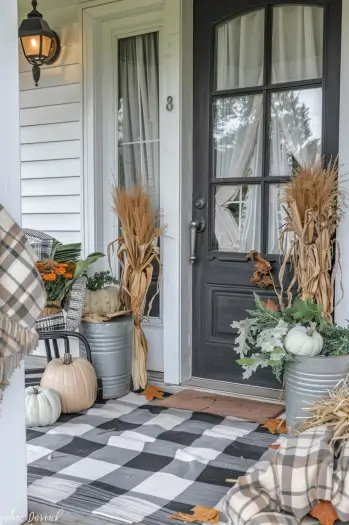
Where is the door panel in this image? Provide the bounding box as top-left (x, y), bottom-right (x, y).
top-left (192, 0), bottom-right (341, 388)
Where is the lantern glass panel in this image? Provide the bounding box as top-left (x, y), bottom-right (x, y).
top-left (21, 35), bottom-right (42, 58)
top-left (42, 35), bottom-right (52, 58)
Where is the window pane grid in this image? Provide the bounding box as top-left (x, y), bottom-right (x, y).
top-left (212, 78), bottom-right (322, 97)
top-left (120, 139), bottom-right (160, 146)
top-left (210, 4), bottom-right (324, 256)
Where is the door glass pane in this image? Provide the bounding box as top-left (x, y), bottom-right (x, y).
top-left (214, 95), bottom-right (263, 179)
top-left (215, 9), bottom-right (264, 90)
top-left (118, 32), bottom-right (159, 209)
top-left (118, 32), bottom-right (160, 317)
top-left (269, 88), bottom-right (322, 177)
top-left (118, 142), bottom-right (160, 200)
top-left (213, 185), bottom-right (261, 252)
top-left (268, 184), bottom-right (285, 254)
top-left (272, 5), bottom-right (323, 83)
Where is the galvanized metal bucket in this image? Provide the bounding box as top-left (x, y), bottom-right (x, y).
top-left (284, 355), bottom-right (349, 430)
top-left (80, 316), bottom-right (133, 400)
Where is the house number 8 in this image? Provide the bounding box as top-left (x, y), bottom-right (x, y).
top-left (166, 96), bottom-right (174, 111)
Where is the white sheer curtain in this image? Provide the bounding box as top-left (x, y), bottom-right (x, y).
top-left (214, 5), bottom-right (323, 254)
top-left (215, 10), bottom-right (264, 252)
top-left (214, 101), bottom-right (263, 251)
top-left (268, 6), bottom-right (323, 253)
top-left (268, 88), bottom-right (322, 253)
top-left (118, 32), bottom-right (159, 208)
top-left (216, 10), bottom-right (264, 90)
top-left (272, 5), bottom-right (323, 83)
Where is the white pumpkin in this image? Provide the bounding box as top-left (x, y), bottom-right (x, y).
top-left (284, 324), bottom-right (323, 357)
top-left (83, 286), bottom-right (120, 315)
top-left (40, 353), bottom-right (97, 413)
top-left (25, 386), bottom-right (61, 427)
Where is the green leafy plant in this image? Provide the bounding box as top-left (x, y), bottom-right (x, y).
top-left (234, 294), bottom-right (327, 381)
top-left (87, 271), bottom-right (119, 292)
top-left (73, 253), bottom-right (104, 284)
top-left (51, 242), bottom-right (82, 262)
top-left (321, 323), bottom-right (349, 356)
top-left (286, 298), bottom-right (324, 329)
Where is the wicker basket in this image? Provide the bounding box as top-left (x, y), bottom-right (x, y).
top-left (40, 300), bottom-right (62, 318)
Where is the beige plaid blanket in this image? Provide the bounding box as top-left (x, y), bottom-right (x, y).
top-left (223, 426), bottom-right (349, 525)
top-left (0, 205), bottom-right (46, 399)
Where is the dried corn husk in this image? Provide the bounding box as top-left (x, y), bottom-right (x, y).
top-left (300, 376), bottom-right (349, 442)
top-left (39, 300), bottom-right (62, 318)
top-left (83, 310), bottom-right (132, 323)
top-left (109, 186), bottom-right (164, 390)
top-left (278, 159), bottom-right (343, 320)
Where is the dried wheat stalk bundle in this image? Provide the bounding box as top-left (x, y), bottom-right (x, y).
top-left (278, 159), bottom-right (342, 320)
top-left (109, 186), bottom-right (164, 390)
top-left (300, 376), bottom-right (349, 442)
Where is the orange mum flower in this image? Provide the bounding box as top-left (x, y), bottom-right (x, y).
top-left (43, 273), bottom-right (57, 281)
top-left (54, 267), bottom-right (66, 275)
top-left (59, 263), bottom-right (69, 268)
top-left (64, 273), bottom-right (73, 279)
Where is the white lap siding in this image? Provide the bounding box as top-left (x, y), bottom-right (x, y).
top-left (19, 3), bottom-right (81, 244)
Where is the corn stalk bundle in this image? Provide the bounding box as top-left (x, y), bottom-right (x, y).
top-left (109, 186), bottom-right (164, 390)
top-left (300, 376), bottom-right (349, 443)
top-left (278, 159), bottom-right (342, 321)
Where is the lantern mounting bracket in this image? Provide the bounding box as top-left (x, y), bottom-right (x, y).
top-left (45, 31), bottom-right (61, 66)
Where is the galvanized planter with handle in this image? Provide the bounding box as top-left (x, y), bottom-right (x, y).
top-left (80, 315), bottom-right (133, 400)
top-left (284, 355), bottom-right (349, 430)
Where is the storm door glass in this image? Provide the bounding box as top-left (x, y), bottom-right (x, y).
top-left (118, 32), bottom-right (160, 209)
top-left (118, 32), bottom-right (160, 316)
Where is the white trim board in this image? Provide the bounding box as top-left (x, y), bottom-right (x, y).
top-left (336, 0), bottom-right (349, 326)
top-left (81, 0), bottom-right (193, 381)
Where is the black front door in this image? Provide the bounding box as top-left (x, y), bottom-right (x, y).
top-left (192, 0), bottom-right (341, 388)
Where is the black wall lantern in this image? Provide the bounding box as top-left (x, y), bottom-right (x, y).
top-left (18, 0), bottom-right (61, 87)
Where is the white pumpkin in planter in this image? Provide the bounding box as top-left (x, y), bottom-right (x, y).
top-left (25, 386), bottom-right (61, 427)
top-left (41, 353), bottom-right (97, 413)
top-left (83, 286), bottom-right (120, 316)
top-left (284, 324), bottom-right (323, 357)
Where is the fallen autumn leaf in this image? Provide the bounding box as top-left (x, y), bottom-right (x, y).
top-left (143, 384), bottom-right (164, 401)
top-left (169, 506), bottom-right (220, 524)
top-left (309, 501), bottom-right (339, 525)
top-left (263, 299), bottom-right (279, 311)
top-left (263, 418), bottom-right (287, 435)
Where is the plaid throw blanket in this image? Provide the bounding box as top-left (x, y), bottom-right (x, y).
top-left (224, 426), bottom-right (349, 525)
top-left (0, 205), bottom-right (46, 398)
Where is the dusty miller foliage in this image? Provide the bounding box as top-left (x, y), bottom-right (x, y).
top-left (233, 294), bottom-right (324, 382)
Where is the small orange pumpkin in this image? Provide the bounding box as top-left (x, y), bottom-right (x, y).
top-left (41, 353), bottom-right (97, 413)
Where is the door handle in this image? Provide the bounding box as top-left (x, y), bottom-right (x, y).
top-left (190, 218), bottom-right (205, 264)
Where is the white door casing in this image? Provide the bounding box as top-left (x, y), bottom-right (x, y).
top-left (0, 1), bottom-right (28, 522)
top-left (81, 0), bottom-right (193, 382)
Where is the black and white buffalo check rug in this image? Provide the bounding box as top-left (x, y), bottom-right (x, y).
top-left (26, 392), bottom-right (278, 524)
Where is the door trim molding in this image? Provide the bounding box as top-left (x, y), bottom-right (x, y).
top-left (161, 0), bottom-right (193, 384)
top-left (81, 0), bottom-right (194, 383)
